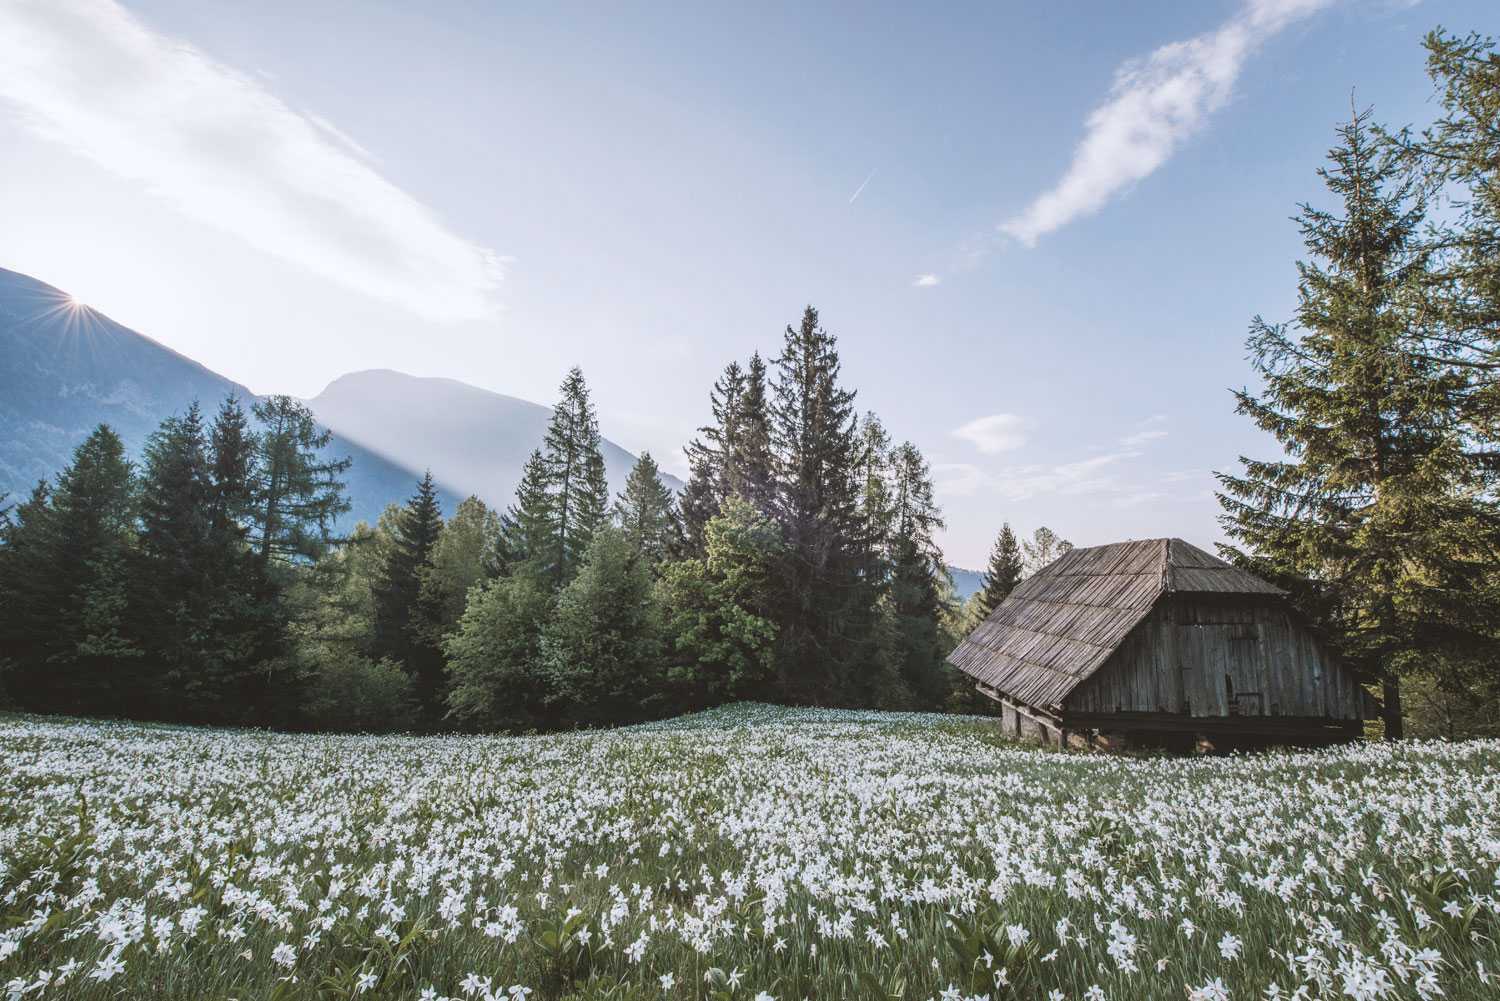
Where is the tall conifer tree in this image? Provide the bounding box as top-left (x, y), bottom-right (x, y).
top-left (542, 367), bottom-right (609, 587)
top-left (249, 396), bottom-right (351, 568)
top-left (614, 451), bottom-right (680, 571)
top-left (373, 472), bottom-right (446, 722)
top-left (1217, 107), bottom-right (1491, 739)
top-left (769, 305), bottom-right (873, 704)
top-left (974, 523), bottom-right (1024, 620)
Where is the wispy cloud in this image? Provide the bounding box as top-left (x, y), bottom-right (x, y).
top-left (934, 450), bottom-right (1141, 501)
top-left (0, 0), bottom-right (502, 321)
top-left (848, 168), bottom-right (876, 204)
top-left (938, 413), bottom-right (1174, 501)
top-left (1000, 0), bottom-right (1337, 246)
top-left (913, 273), bottom-right (941, 288)
top-left (951, 413), bottom-right (1031, 454)
top-left (1120, 429), bottom-right (1169, 447)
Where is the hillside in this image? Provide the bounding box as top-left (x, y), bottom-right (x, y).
top-left (307, 369), bottom-right (679, 512)
top-left (0, 267), bottom-right (671, 526)
top-left (2, 705), bottom-right (1495, 999)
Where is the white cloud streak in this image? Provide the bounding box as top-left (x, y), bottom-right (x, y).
top-left (913, 273), bottom-right (941, 288)
top-left (1000, 0), bottom-right (1336, 246)
top-left (951, 413), bottom-right (1031, 454)
top-left (0, 0), bottom-right (502, 321)
top-left (848, 168), bottom-right (876, 204)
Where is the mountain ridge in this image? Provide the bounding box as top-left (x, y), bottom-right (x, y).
top-left (0, 267), bottom-right (671, 528)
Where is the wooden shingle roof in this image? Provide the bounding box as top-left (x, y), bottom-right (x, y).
top-left (947, 538), bottom-right (1283, 711)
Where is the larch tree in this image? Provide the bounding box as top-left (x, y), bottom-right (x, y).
top-left (1022, 526), bottom-right (1072, 576)
top-left (249, 395), bottom-right (351, 569)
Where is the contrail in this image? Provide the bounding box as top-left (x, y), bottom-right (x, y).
top-left (848, 168), bottom-right (876, 204)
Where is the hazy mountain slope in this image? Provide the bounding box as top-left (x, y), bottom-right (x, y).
top-left (0, 267), bottom-right (449, 526)
top-left (306, 369), bottom-right (681, 510)
top-left (947, 566), bottom-right (984, 603)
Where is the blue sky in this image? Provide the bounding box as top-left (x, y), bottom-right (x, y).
top-left (1, 0), bottom-right (1494, 566)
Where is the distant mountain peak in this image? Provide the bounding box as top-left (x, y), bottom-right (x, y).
top-left (0, 267), bottom-right (674, 528)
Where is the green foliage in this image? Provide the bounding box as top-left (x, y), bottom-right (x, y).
top-left (1021, 526), bottom-right (1071, 576)
top-left (372, 472), bottom-right (447, 724)
top-left (420, 494), bottom-right (503, 637)
top-left (658, 497), bottom-right (782, 704)
top-left (298, 649), bottom-right (417, 733)
top-left (542, 527), bottom-right (664, 726)
top-left (542, 367), bottom-right (611, 588)
top-left (249, 394), bottom-right (351, 568)
top-left (444, 573), bottom-right (554, 731)
top-left (1, 425), bottom-right (141, 715)
top-left (613, 451), bottom-right (680, 571)
top-left (974, 522), bottom-right (1024, 621)
top-left (1217, 106), bottom-right (1500, 739)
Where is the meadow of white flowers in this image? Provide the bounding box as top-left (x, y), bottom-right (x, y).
top-left (1, 704), bottom-right (1497, 1001)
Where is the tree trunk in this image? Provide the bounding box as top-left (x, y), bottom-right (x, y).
top-left (1382, 672), bottom-right (1404, 741)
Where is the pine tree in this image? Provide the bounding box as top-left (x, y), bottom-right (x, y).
top-left (542, 367), bottom-right (609, 587)
top-left (769, 305), bottom-right (875, 704)
top-left (856, 412), bottom-right (895, 591)
top-left (373, 472), bottom-right (446, 723)
top-left (1216, 107), bottom-right (1492, 740)
top-left (249, 395), bottom-right (351, 568)
top-left (974, 523), bottom-right (1024, 620)
top-left (614, 451), bottom-right (680, 571)
top-left (0, 481), bottom-right (54, 704)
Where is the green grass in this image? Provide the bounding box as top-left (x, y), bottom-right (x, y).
top-left (1, 705), bottom-right (1497, 1000)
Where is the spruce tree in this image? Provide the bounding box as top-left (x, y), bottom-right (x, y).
top-left (614, 451), bottom-right (680, 571)
top-left (542, 367), bottom-right (610, 587)
top-left (15, 426), bottom-right (141, 714)
top-left (1217, 107), bottom-right (1490, 740)
top-left (680, 361), bottom-right (746, 554)
top-left (769, 305), bottom-right (874, 704)
top-left (204, 394), bottom-right (283, 723)
top-left (884, 441), bottom-right (949, 708)
top-left (0, 481), bottom-right (54, 704)
top-left (502, 449), bottom-right (556, 579)
top-left (135, 404), bottom-right (214, 717)
top-left (974, 523), bottom-right (1024, 620)
top-left (373, 472), bottom-right (446, 722)
top-left (734, 352), bottom-right (776, 514)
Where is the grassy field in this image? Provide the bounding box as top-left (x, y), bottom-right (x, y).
top-left (1, 705), bottom-right (1497, 1001)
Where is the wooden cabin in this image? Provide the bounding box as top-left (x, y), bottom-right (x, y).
top-left (948, 538), bottom-right (1366, 750)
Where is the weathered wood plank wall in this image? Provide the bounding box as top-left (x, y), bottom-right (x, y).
top-left (1062, 596), bottom-right (1359, 720)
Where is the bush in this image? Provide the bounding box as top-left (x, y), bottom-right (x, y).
top-left (300, 649), bottom-right (417, 733)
